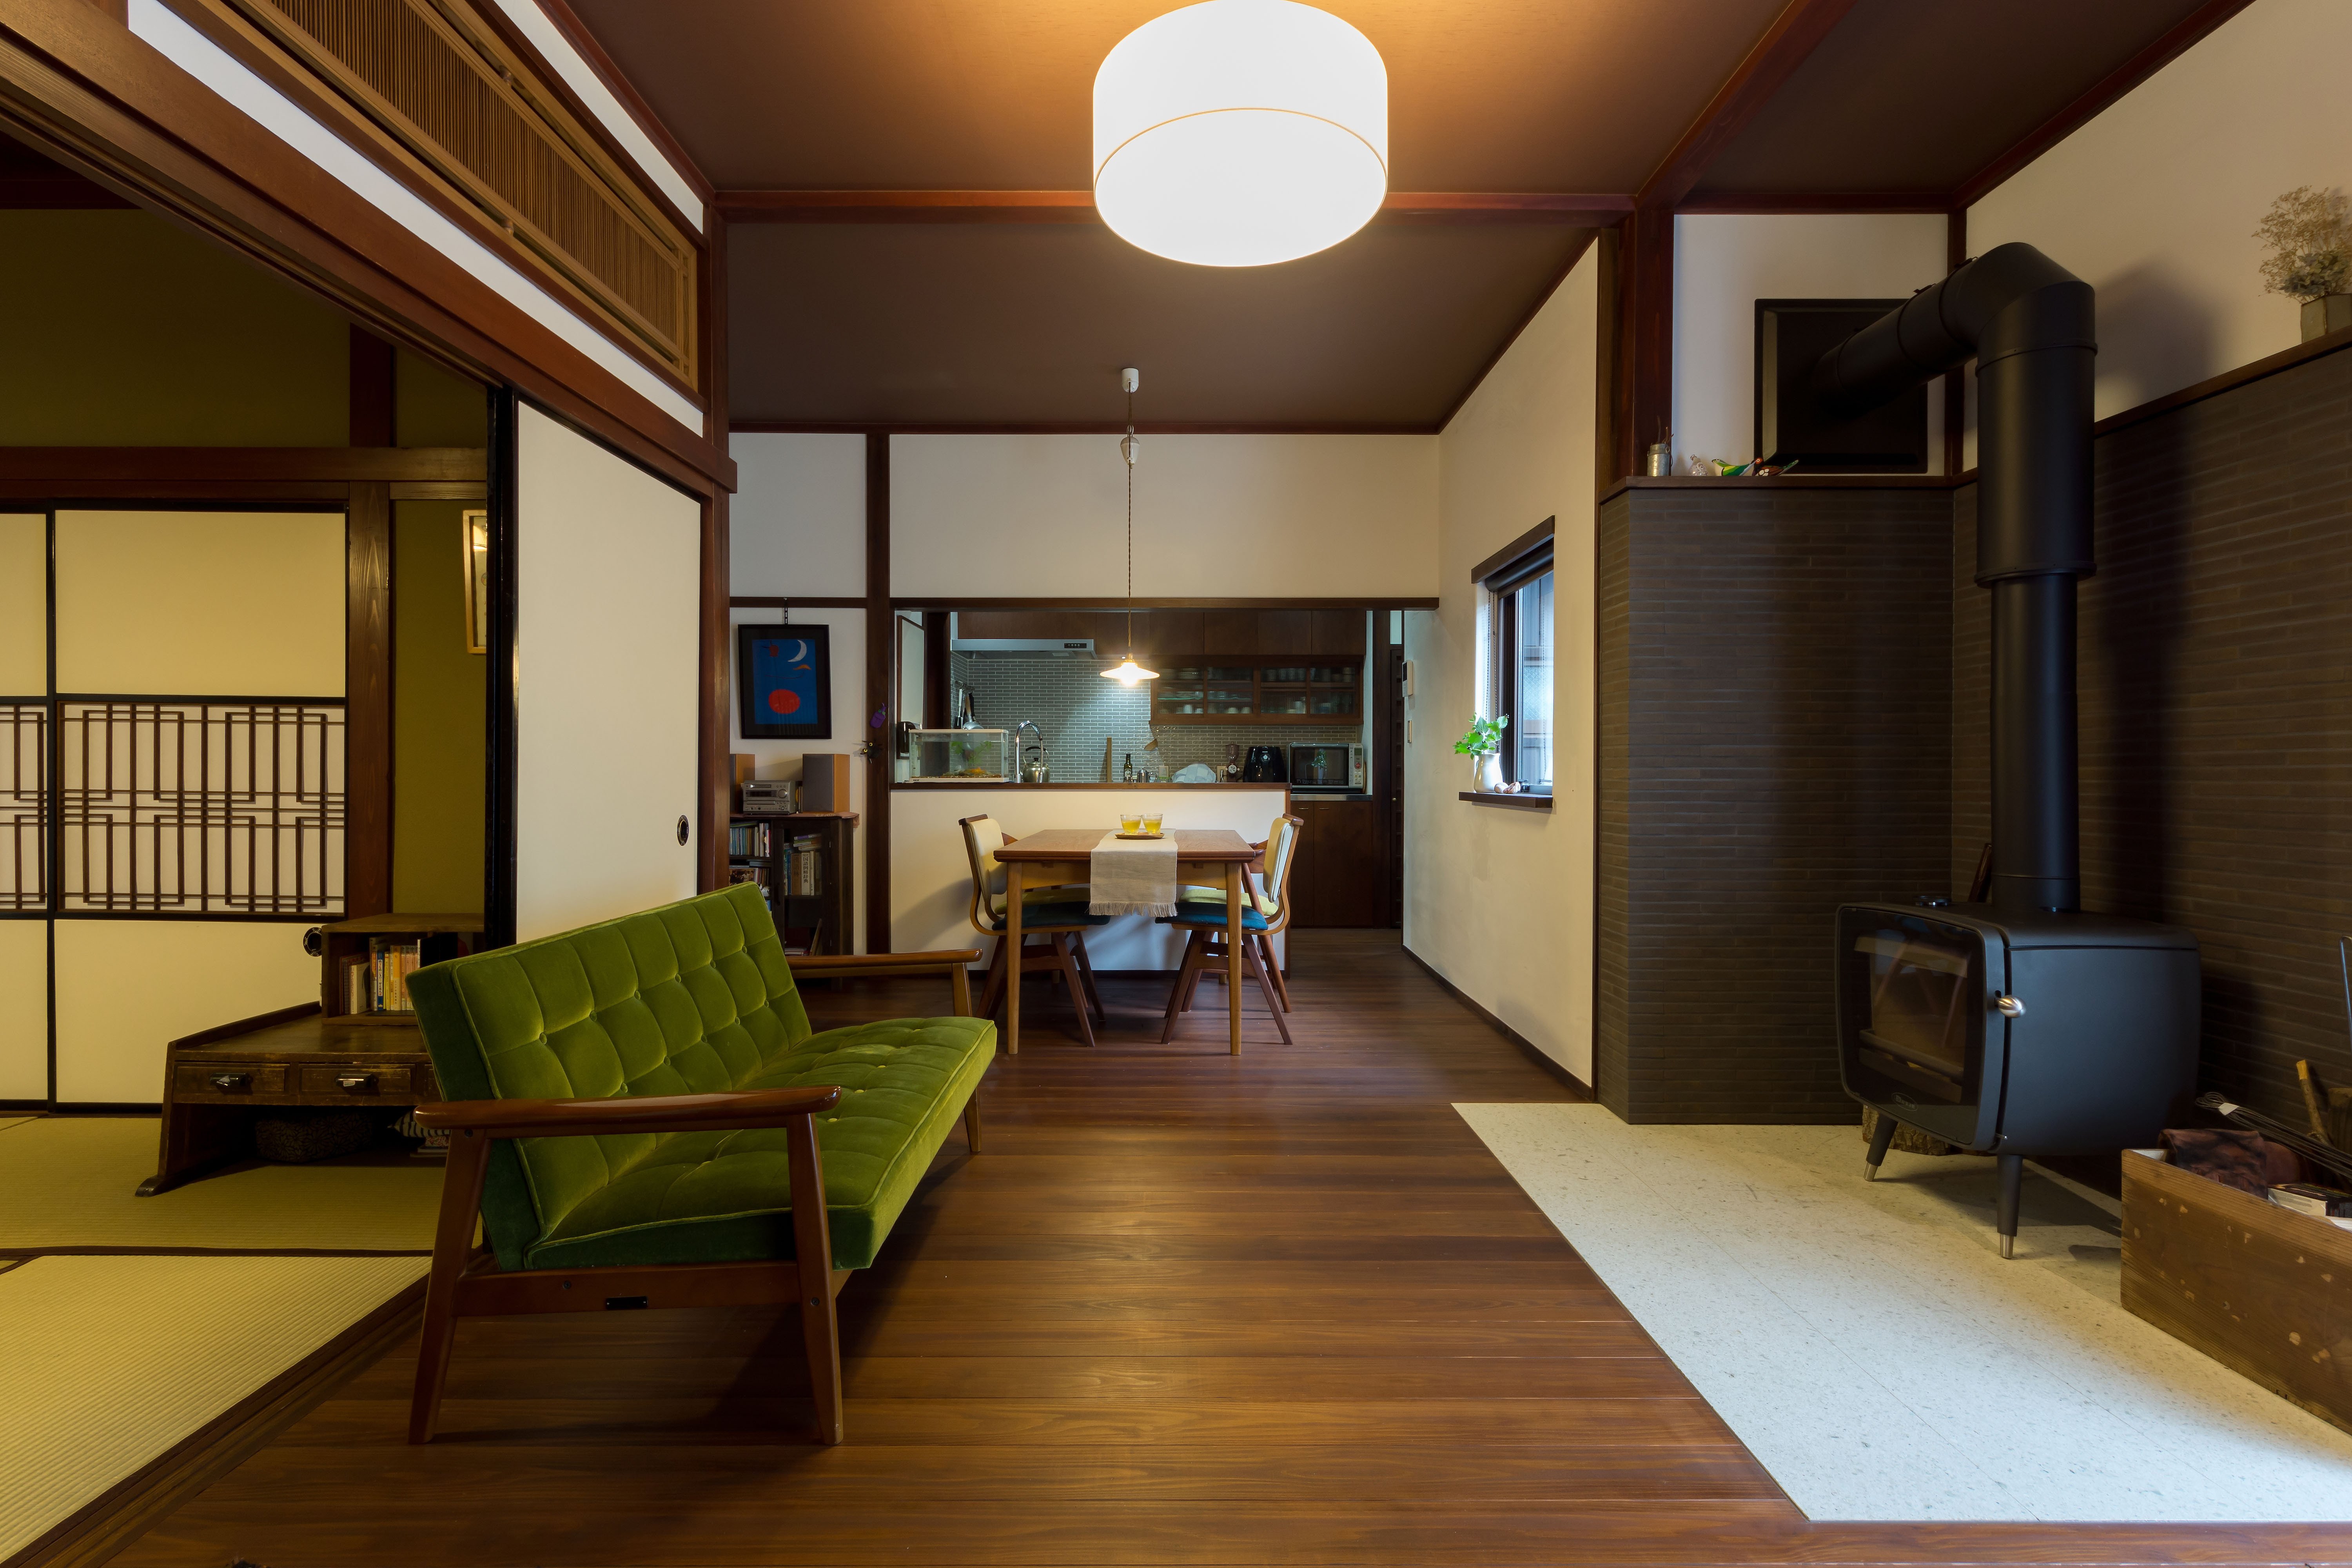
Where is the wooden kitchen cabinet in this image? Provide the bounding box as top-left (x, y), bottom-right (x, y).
top-left (1202, 609), bottom-right (1259, 655)
top-left (1312, 609), bottom-right (1366, 656)
top-left (1147, 610), bottom-right (1203, 657)
top-left (1287, 796), bottom-right (1386, 927)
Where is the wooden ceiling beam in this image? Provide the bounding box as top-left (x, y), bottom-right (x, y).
top-left (1634, 0), bottom-right (1865, 212)
top-left (716, 190), bottom-right (1633, 225)
top-left (1952, 0), bottom-right (2258, 210)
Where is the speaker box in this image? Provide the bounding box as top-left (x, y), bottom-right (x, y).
top-left (800, 754), bottom-right (853, 812)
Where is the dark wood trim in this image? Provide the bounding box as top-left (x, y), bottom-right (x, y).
top-left (1470, 515), bottom-right (1557, 588)
top-left (695, 211), bottom-right (729, 894)
top-left (0, 448), bottom-right (485, 481)
top-left (922, 611), bottom-right (949, 730)
top-left (1458, 791), bottom-right (1553, 812)
top-left (1402, 942), bottom-right (1593, 1099)
top-left (1591, 224), bottom-right (1619, 499)
top-left (0, 168), bottom-right (128, 205)
top-left (348, 327), bottom-right (394, 446)
top-left (1634, 0), bottom-right (1864, 211)
top-left (343, 481), bottom-right (392, 920)
top-left (387, 480), bottom-right (485, 501)
top-left (716, 189), bottom-right (1635, 225)
top-left (1434, 231), bottom-right (1599, 431)
top-left (1675, 190), bottom-right (1952, 213)
top-left (893, 781), bottom-right (1290, 792)
top-left (730, 420), bottom-right (1442, 436)
top-left (729, 595), bottom-right (868, 610)
top-left (2092, 321), bottom-right (2352, 440)
top-left (4, 1277), bottom-right (425, 1568)
top-left (1611, 203), bottom-right (1674, 482)
top-left (864, 433), bottom-right (891, 955)
top-left (1953, 0), bottom-right (2259, 208)
top-left (1942, 208), bottom-right (1967, 477)
top-left (482, 387), bottom-right (519, 950)
top-left (1371, 614), bottom-right (1400, 928)
top-left (891, 596), bottom-right (1442, 612)
top-left (0, 481), bottom-right (359, 503)
top-left (0, 3), bottom-right (732, 497)
top-left (1597, 473), bottom-right (1962, 505)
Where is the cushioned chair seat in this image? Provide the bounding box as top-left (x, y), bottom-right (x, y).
top-left (525, 1014), bottom-right (994, 1271)
top-left (1163, 899), bottom-right (1272, 931)
top-left (982, 901), bottom-right (1108, 931)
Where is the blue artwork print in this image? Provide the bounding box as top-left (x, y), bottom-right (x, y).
top-left (737, 623), bottom-right (831, 739)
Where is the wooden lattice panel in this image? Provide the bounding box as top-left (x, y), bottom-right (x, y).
top-left (207, 0), bottom-right (697, 388)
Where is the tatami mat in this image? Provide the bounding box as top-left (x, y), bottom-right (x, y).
top-left (0, 1253), bottom-right (426, 1560)
top-left (0, 1116), bottom-right (441, 1253)
top-left (1460, 1104), bottom-right (2352, 1523)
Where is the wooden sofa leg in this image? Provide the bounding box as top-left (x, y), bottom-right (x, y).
top-left (785, 1111), bottom-right (844, 1446)
top-left (409, 1129), bottom-right (491, 1444)
top-left (963, 1092), bottom-right (983, 1154)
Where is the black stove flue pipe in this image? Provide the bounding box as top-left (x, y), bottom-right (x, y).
top-left (1812, 243), bottom-right (2096, 912)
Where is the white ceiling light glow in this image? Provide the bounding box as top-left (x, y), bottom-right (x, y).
top-left (1093, 0), bottom-right (1387, 268)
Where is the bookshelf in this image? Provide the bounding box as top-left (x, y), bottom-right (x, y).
top-left (728, 812), bottom-right (857, 956)
top-left (318, 913), bottom-right (485, 1024)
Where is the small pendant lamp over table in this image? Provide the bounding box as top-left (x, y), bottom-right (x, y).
top-left (1103, 367), bottom-right (1158, 688)
top-left (1094, 0), bottom-right (1388, 268)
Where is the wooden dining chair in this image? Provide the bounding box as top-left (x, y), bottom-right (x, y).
top-left (960, 814), bottom-right (1109, 1049)
top-left (1157, 813), bottom-right (1303, 1045)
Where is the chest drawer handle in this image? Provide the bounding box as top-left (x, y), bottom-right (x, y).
top-left (210, 1073), bottom-right (249, 1091)
top-left (336, 1074), bottom-right (377, 1092)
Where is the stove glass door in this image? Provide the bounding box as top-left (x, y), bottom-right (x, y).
top-left (1840, 912), bottom-right (1987, 1115)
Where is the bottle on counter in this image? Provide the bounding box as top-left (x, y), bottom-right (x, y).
top-left (1122, 752), bottom-right (1134, 783)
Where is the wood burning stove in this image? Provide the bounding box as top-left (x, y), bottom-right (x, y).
top-left (1818, 245), bottom-right (2203, 1256)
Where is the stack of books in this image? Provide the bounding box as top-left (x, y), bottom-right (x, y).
top-left (348, 937), bottom-right (423, 1014)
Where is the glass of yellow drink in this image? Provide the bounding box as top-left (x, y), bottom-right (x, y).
top-left (1141, 812), bottom-right (1163, 835)
top-left (1120, 811), bottom-right (1143, 834)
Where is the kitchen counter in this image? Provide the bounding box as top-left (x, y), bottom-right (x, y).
top-left (895, 779), bottom-right (1281, 789)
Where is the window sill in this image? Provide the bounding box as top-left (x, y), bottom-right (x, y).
top-left (1459, 791), bottom-right (1552, 812)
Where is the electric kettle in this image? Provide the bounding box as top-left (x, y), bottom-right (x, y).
top-left (1241, 745), bottom-right (1286, 782)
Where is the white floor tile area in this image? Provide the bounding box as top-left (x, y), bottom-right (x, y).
top-left (1456, 1104), bottom-right (2352, 1522)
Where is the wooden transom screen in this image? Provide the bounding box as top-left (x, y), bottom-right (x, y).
top-left (197, 0), bottom-right (699, 388)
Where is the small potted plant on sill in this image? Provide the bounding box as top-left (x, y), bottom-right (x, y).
top-left (1454, 714), bottom-right (1507, 792)
top-left (2255, 185), bottom-right (2352, 341)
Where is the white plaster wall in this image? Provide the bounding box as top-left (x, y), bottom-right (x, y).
top-left (890, 785), bottom-right (1290, 973)
top-left (52, 920), bottom-right (316, 1104)
top-left (1673, 214), bottom-right (1950, 472)
top-left (1406, 250), bottom-right (1601, 1084)
top-left (515, 405), bottom-right (702, 940)
top-left (891, 435), bottom-right (1438, 599)
top-left (1967, 0), bottom-right (2352, 427)
top-left (730, 433), bottom-right (866, 597)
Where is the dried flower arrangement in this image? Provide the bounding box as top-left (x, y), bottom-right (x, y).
top-left (2254, 185), bottom-right (2352, 302)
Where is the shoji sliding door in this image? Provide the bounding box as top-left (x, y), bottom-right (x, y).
top-left (45, 510), bottom-right (343, 1104)
top-left (511, 405), bottom-right (701, 940)
top-left (0, 514), bottom-right (46, 1101)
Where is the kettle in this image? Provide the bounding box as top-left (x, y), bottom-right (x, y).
top-left (1241, 745), bottom-right (1286, 782)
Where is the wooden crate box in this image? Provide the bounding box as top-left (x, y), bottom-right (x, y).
top-left (2121, 1149), bottom-right (2352, 1436)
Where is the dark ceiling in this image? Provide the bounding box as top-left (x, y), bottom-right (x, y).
top-left (558, 0), bottom-right (2233, 428)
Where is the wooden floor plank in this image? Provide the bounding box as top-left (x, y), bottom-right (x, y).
top-left (95, 934), bottom-right (2344, 1568)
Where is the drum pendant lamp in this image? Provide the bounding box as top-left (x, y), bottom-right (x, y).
top-left (1093, 0), bottom-right (1387, 268)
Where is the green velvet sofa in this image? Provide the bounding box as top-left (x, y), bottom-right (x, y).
top-left (404, 882), bottom-right (991, 1445)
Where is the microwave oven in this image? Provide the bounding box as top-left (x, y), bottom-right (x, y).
top-left (1289, 743), bottom-right (1364, 790)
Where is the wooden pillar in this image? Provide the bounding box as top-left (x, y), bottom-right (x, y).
top-left (1611, 205), bottom-right (1674, 482)
top-left (345, 479), bottom-right (393, 918)
top-left (697, 216), bottom-right (731, 892)
top-left (864, 434), bottom-right (891, 955)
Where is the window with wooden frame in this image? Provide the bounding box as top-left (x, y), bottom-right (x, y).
top-left (1475, 518), bottom-right (1555, 795)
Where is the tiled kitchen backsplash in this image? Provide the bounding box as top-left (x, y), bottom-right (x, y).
top-left (947, 654), bottom-right (1363, 783)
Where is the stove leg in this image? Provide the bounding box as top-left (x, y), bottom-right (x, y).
top-left (1996, 1153), bottom-right (2024, 1259)
top-left (1864, 1111), bottom-right (1899, 1181)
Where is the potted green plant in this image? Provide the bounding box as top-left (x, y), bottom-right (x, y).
top-left (2255, 186), bottom-right (2352, 341)
top-left (1454, 714), bottom-right (1508, 792)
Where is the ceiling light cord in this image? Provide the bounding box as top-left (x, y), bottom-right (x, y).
top-left (1125, 385), bottom-right (1136, 660)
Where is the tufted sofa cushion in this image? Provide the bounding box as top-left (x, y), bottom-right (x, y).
top-left (408, 883), bottom-right (994, 1272)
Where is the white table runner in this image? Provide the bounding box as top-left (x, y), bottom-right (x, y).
top-left (1088, 831), bottom-right (1178, 917)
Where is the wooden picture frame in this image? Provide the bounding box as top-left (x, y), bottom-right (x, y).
top-left (461, 508), bottom-right (490, 655)
top-left (738, 623), bottom-right (833, 739)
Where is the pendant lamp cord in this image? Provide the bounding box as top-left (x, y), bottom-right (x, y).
top-left (1125, 385), bottom-right (1136, 659)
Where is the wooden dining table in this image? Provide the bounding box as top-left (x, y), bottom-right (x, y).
top-left (992, 827), bottom-right (1261, 1055)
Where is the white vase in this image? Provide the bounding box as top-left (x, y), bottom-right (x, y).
top-left (1475, 753), bottom-right (1502, 793)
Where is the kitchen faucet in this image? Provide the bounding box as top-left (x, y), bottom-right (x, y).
top-left (1013, 719), bottom-right (1047, 782)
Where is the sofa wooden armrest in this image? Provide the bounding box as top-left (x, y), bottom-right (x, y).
top-left (414, 1086), bottom-right (841, 1140)
top-left (788, 949), bottom-right (983, 1014)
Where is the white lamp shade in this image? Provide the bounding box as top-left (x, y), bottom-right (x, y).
top-left (1094, 0), bottom-right (1387, 268)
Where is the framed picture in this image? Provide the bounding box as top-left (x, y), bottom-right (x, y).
top-left (461, 508), bottom-right (490, 655)
top-left (738, 623), bottom-right (832, 739)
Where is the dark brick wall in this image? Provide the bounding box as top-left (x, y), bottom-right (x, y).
top-left (1597, 486), bottom-right (1955, 1123)
top-left (1954, 345), bottom-right (2352, 1123)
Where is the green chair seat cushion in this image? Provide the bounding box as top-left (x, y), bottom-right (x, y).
top-left (525, 1014), bottom-right (994, 1271)
top-left (1163, 899), bottom-right (1272, 931)
top-left (984, 902), bottom-right (1108, 930)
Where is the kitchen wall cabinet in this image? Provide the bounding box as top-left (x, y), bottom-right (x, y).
top-left (953, 608), bottom-right (1364, 659)
top-left (1289, 796), bottom-right (1385, 927)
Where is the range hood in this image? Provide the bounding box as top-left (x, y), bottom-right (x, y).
top-left (951, 638), bottom-right (1098, 658)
